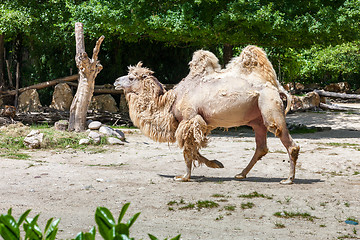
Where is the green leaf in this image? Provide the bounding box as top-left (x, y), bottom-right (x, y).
top-left (95, 207), bottom-right (115, 240)
top-left (169, 234), bottom-right (181, 240)
top-left (115, 223), bottom-right (129, 236)
top-left (0, 223), bottom-right (19, 240)
top-left (0, 214), bottom-right (20, 240)
top-left (126, 212), bottom-right (140, 228)
top-left (148, 234), bottom-right (159, 240)
top-left (45, 218), bottom-right (60, 240)
top-left (73, 227), bottom-right (95, 240)
top-left (17, 209), bottom-right (31, 226)
top-left (117, 203), bottom-right (130, 224)
top-left (24, 215), bottom-right (42, 240)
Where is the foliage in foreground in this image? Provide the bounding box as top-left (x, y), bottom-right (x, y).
top-left (0, 203), bottom-right (180, 240)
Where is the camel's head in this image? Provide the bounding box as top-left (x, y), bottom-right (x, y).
top-left (114, 62), bottom-right (164, 96)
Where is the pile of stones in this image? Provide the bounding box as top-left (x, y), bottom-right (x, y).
top-left (80, 120), bottom-right (126, 145)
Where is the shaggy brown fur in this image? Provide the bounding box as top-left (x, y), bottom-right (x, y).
top-left (124, 63), bottom-right (178, 143)
top-left (114, 46), bottom-right (299, 184)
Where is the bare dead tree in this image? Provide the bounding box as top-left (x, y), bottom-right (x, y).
top-left (68, 22), bottom-right (105, 132)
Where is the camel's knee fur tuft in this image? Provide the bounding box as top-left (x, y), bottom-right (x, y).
top-left (175, 115), bottom-right (210, 150)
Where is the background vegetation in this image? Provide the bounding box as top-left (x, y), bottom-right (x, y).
top-left (1, 0), bottom-right (360, 105)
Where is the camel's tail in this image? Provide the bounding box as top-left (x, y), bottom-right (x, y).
top-left (228, 45), bottom-right (291, 115)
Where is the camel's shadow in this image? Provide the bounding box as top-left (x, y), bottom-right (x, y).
top-left (158, 174), bottom-right (323, 184)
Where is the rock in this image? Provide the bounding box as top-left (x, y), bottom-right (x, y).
top-left (88, 121), bottom-right (102, 130)
top-left (302, 92), bottom-right (320, 109)
top-left (324, 82), bottom-right (351, 93)
top-left (54, 120), bottom-right (69, 131)
top-left (49, 83), bottom-right (73, 111)
top-left (355, 88), bottom-right (360, 94)
top-left (18, 89), bottom-right (42, 112)
top-left (99, 126), bottom-right (113, 136)
top-left (107, 137), bottom-right (124, 145)
top-left (24, 130), bottom-right (44, 149)
top-left (88, 131), bottom-right (101, 144)
top-left (291, 91), bottom-right (320, 112)
top-left (79, 138), bottom-right (90, 145)
top-left (119, 94), bottom-right (129, 113)
top-left (89, 94), bottom-right (119, 113)
top-left (295, 82), bottom-right (305, 91)
top-left (113, 129), bottom-right (125, 141)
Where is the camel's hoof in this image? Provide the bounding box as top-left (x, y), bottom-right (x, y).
top-left (280, 179), bottom-right (294, 185)
top-left (234, 173), bottom-right (246, 179)
top-left (211, 160), bottom-right (224, 168)
top-left (174, 176), bottom-right (190, 182)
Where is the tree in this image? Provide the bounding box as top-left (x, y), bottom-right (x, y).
top-left (68, 22), bottom-right (104, 132)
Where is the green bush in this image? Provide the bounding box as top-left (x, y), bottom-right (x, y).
top-left (0, 204), bottom-right (181, 240)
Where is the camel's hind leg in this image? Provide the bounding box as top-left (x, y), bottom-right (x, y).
top-left (235, 120), bottom-right (268, 179)
top-left (258, 88), bottom-right (300, 184)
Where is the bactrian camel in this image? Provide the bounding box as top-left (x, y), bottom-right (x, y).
top-left (114, 45), bottom-right (300, 184)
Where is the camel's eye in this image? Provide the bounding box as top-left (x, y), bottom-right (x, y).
top-left (129, 76), bottom-right (134, 81)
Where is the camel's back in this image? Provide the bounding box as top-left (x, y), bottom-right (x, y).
top-left (173, 73), bottom-right (264, 128)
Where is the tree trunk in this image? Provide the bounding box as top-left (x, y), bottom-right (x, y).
top-left (14, 35), bottom-right (23, 108)
top-left (0, 34), bottom-right (4, 90)
top-left (223, 44), bottom-right (233, 67)
top-left (68, 22), bottom-right (104, 132)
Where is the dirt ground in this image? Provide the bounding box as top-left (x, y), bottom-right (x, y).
top-left (1, 108), bottom-right (359, 240)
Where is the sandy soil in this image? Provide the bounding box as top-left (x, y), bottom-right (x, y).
top-left (1, 109), bottom-right (359, 240)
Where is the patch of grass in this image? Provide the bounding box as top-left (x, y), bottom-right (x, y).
top-left (87, 163), bottom-right (125, 168)
top-left (2, 152), bottom-right (31, 160)
top-left (215, 215), bottom-right (224, 221)
top-left (320, 142), bottom-right (359, 148)
top-left (320, 224), bottom-right (326, 228)
top-left (274, 222), bottom-right (285, 229)
top-left (179, 203), bottom-right (195, 210)
top-left (344, 202), bottom-right (350, 207)
top-left (274, 211), bottom-right (318, 221)
top-left (238, 191), bottom-right (273, 199)
top-left (337, 234), bottom-right (358, 239)
top-left (354, 171), bottom-right (360, 176)
top-left (224, 205), bottom-right (236, 211)
top-left (167, 201), bottom-right (178, 206)
top-left (211, 194), bottom-right (226, 198)
top-left (241, 202), bottom-right (254, 209)
top-left (197, 200), bottom-right (219, 209)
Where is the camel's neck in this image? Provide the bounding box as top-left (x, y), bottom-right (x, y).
top-left (126, 89), bottom-right (178, 143)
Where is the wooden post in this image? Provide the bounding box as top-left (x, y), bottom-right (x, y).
top-left (68, 22), bottom-right (104, 132)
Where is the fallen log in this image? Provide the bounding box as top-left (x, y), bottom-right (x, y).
top-left (319, 102), bottom-right (356, 111)
top-left (314, 89), bottom-right (360, 100)
top-left (67, 82), bottom-right (123, 94)
top-left (0, 74), bottom-right (79, 97)
top-left (13, 109), bottom-right (132, 126)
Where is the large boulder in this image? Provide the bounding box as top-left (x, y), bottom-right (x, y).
top-left (89, 94), bottom-right (119, 113)
top-left (18, 89), bottom-right (42, 112)
top-left (119, 94), bottom-right (129, 113)
top-left (50, 83), bottom-right (73, 111)
top-left (291, 92), bottom-right (320, 112)
top-left (324, 82), bottom-right (351, 93)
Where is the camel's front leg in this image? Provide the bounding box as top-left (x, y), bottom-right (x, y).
top-left (279, 129), bottom-right (300, 185)
top-left (174, 148), bottom-right (193, 182)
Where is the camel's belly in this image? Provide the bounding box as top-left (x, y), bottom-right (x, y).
top-left (197, 91), bottom-right (260, 128)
